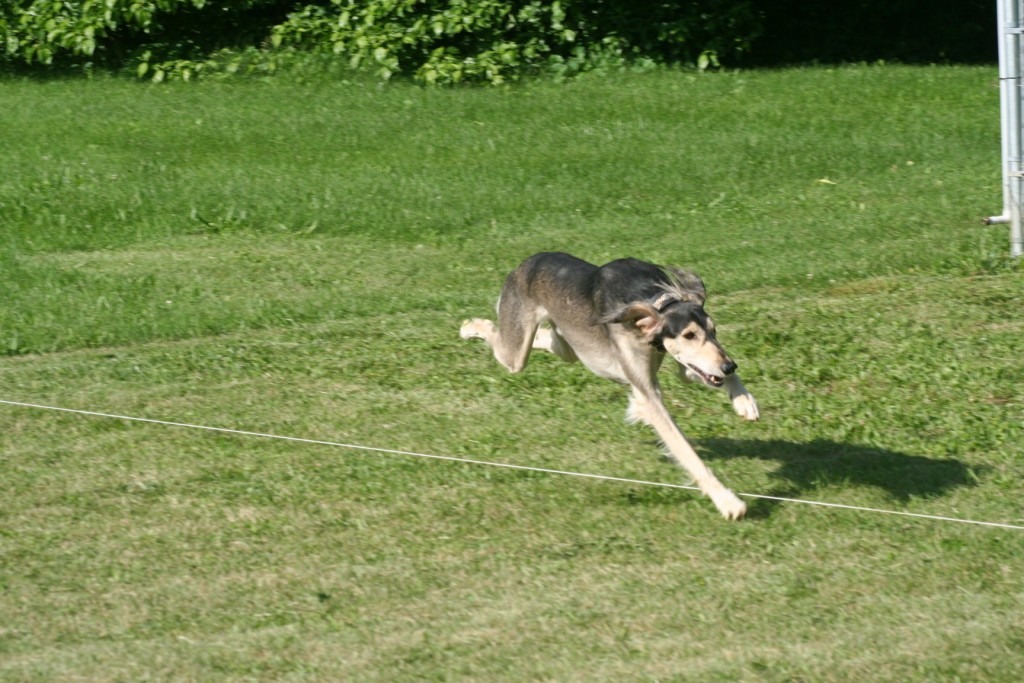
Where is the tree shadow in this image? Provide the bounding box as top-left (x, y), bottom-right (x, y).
top-left (695, 438), bottom-right (981, 520)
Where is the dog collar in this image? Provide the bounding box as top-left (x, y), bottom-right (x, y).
top-left (650, 293), bottom-right (679, 353)
top-left (651, 292), bottom-right (678, 311)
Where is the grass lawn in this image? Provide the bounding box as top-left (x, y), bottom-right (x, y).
top-left (1, 65), bottom-right (1023, 681)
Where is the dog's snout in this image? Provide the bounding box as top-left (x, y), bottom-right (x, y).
top-left (722, 360), bottom-right (738, 376)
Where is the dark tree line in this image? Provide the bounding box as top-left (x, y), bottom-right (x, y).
top-left (0, 1), bottom-right (996, 83)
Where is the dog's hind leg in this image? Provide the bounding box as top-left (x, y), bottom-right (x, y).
top-left (628, 386), bottom-right (747, 520)
top-left (460, 283), bottom-right (545, 373)
top-left (532, 326), bottom-right (578, 363)
top-left (460, 317), bottom-right (499, 345)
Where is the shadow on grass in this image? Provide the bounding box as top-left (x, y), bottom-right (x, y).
top-left (695, 438), bottom-right (980, 520)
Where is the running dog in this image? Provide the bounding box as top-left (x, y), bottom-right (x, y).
top-left (459, 252), bottom-right (759, 520)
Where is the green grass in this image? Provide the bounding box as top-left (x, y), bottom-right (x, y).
top-left (2, 65), bottom-right (1023, 681)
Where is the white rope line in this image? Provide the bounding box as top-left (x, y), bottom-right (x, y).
top-left (3, 398), bottom-right (1023, 531)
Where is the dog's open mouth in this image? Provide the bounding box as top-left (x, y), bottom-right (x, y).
top-left (686, 364), bottom-right (725, 388)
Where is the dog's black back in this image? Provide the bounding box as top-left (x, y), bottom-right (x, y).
top-left (595, 257), bottom-right (674, 310)
top-left (518, 251), bottom-right (685, 312)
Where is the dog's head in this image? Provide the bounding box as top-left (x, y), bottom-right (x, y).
top-left (603, 269), bottom-right (737, 387)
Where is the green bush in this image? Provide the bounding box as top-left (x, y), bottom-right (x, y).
top-left (1, 1), bottom-right (295, 80)
top-left (0, 1), bottom-right (997, 83)
top-left (1, 1), bottom-right (758, 83)
top-left (269, 0), bottom-right (758, 84)
top-left (4, 0), bottom-right (202, 67)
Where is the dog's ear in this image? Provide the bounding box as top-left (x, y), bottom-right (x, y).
top-left (665, 268), bottom-right (707, 305)
top-left (604, 302), bottom-right (664, 341)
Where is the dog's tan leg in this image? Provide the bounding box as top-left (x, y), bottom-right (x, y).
top-left (675, 363), bottom-right (759, 421)
top-left (532, 327), bottom-right (578, 363)
top-left (464, 280), bottom-right (552, 373)
top-left (629, 388), bottom-right (746, 520)
top-left (460, 315), bottom-right (540, 373)
top-left (723, 374), bottom-right (759, 421)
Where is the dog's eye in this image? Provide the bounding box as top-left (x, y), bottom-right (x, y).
top-left (682, 331), bottom-right (697, 340)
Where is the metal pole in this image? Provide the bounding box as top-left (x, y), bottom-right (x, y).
top-left (987, 0), bottom-right (1012, 226)
top-left (987, 0), bottom-right (1024, 256)
top-left (1014, 0), bottom-right (1024, 256)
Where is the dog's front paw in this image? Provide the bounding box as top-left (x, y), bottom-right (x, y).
top-left (709, 488), bottom-right (747, 520)
top-left (731, 392), bottom-right (760, 421)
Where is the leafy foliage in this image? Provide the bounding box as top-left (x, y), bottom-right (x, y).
top-left (269, 0), bottom-right (758, 84)
top-left (0, 0), bottom-right (999, 82)
top-left (0, 1), bottom-right (998, 84)
top-left (4, 0), bottom-right (201, 66)
top-left (1, 0), bottom-right (295, 80)
top-left (1, 0), bottom-right (757, 83)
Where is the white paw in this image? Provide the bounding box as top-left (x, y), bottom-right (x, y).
top-left (709, 488), bottom-right (747, 520)
top-left (731, 392), bottom-right (760, 421)
top-left (459, 318), bottom-right (492, 341)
